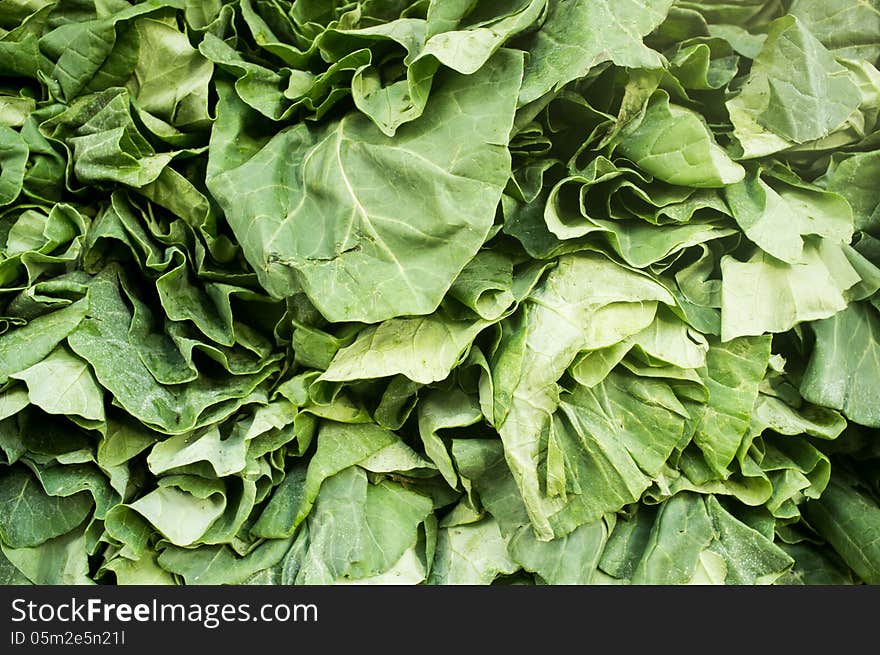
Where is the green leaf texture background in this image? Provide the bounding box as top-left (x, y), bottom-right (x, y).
top-left (0, 0), bottom-right (879, 585)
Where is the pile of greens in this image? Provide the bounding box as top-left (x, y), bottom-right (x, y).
top-left (1, 0), bottom-right (879, 586)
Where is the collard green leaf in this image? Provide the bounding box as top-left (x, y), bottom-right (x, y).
top-left (0, 465), bottom-right (92, 548)
top-left (291, 467), bottom-right (433, 584)
top-left (294, 420), bottom-right (409, 528)
top-left (147, 426), bottom-right (248, 478)
top-left (0, 125), bottom-right (28, 206)
top-left (11, 346), bottom-right (105, 421)
top-left (782, 542), bottom-right (854, 585)
top-left (800, 302), bottom-right (880, 427)
top-left (158, 538), bottom-right (293, 585)
top-left (1, 527), bottom-right (93, 585)
top-left (67, 267), bottom-right (277, 435)
top-left (553, 371), bottom-right (688, 521)
top-left (450, 437), bottom-right (609, 583)
top-left (429, 517), bottom-right (518, 585)
top-left (507, 519), bottom-right (608, 585)
top-left (822, 151), bottom-right (880, 233)
top-left (720, 240), bottom-right (861, 341)
top-left (0, 297), bottom-right (88, 381)
top-left (805, 474), bottom-right (880, 584)
top-left (31, 462), bottom-right (119, 520)
top-left (492, 253), bottom-right (675, 539)
top-left (251, 464), bottom-right (308, 540)
top-left (321, 311), bottom-right (490, 385)
top-left (40, 87), bottom-right (175, 188)
top-left (209, 49), bottom-right (523, 324)
top-left (127, 483), bottom-right (225, 547)
top-left (417, 388), bottom-right (482, 489)
top-left (615, 91), bottom-right (744, 188)
top-left (126, 18), bottom-right (214, 131)
top-left (625, 494), bottom-right (792, 584)
top-left (691, 336), bottom-right (771, 475)
top-left (198, 31), bottom-right (302, 122)
top-left (519, 0), bottom-right (673, 104)
top-left (102, 550), bottom-right (175, 585)
top-left (728, 15), bottom-right (863, 155)
top-left (789, 0), bottom-right (880, 62)
top-left (449, 250), bottom-right (516, 321)
top-left (0, 546), bottom-right (31, 585)
top-left (725, 169), bottom-right (853, 264)
top-left (323, 0), bottom-right (544, 136)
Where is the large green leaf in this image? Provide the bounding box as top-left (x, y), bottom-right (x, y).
top-left (800, 302), bottom-right (880, 427)
top-left (126, 18), bottom-right (214, 131)
top-left (727, 15), bottom-right (862, 156)
top-left (0, 125), bottom-right (28, 206)
top-left (519, 0), bottom-right (673, 104)
top-left (294, 420), bottom-right (430, 528)
top-left (1, 528), bottom-right (93, 585)
top-left (0, 297), bottom-right (88, 382)
top-left (290, 467), bottom-right (433, 584)
top-left (789, 0), bottom-right (880, 62)
top-left (805, 473), bottom-right (880, 584)
top-left (822, 151), bottom-right (880, 233)
top-left (321, 311), bottom-right (490, 384)
top-left (720, 240), bottom-right (861, 341)
top-left (603, 494), bottom-right (793, 584)
top-left (492, 253), bottom-right (675, 539)
top-left (208, 49), bottom-right (523, 323)
top-left (553, 371), bottom-right (689, 521)
top-left (691, 336), bottom-right (771, 475)
top-left (158, 538), bottom-right (293, 585)
top-left (616, 91), bottom-right (744, 188)
top-left (429, 517), bottom-right (518, 585)
top-left (11, 346), bottom-right (105, 421)
top-left (67, 267), bottom-right (277, 435)
top-left (451, 437), bottom-right (610, 584)
top-left (725, 169), bottom-right (853, 264)
top-left (0, 466), bottom-right (92, 548)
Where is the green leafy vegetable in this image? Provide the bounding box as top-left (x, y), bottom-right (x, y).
top-left (1, 0), bottom-right (879, 587)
